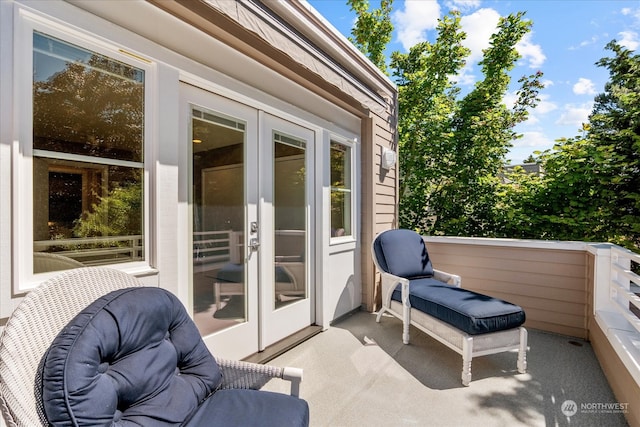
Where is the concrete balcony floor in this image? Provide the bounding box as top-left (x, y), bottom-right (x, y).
top-left (263, 310), bottom-right (629, 427)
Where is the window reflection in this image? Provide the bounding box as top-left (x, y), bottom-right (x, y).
top-left (32, 32), bottom-right (144, 273)
top-left (330, 142), bottom-right (351, 237)
top-left (274, 133), bottom-right (307, 308)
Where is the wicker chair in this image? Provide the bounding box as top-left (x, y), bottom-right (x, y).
top-left (0, 268), bottom-right (305, 426)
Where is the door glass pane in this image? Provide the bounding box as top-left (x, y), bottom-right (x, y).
top-left (192, 108), bottom-right (246, 336)
top-left (273, 133), bottom-right (307, 309)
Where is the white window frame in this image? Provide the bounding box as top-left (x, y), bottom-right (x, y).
top-left (12, 6), bottom-right (155, 292)
top-left (329, 137), bottom-right (355, 244)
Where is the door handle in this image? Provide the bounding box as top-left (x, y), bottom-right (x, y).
top-left (249, 238), bottom-right (260, 252)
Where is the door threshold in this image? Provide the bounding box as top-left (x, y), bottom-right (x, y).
top-left (243, 325), bottom-right (322, 364)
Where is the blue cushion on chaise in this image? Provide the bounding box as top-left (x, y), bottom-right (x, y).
top-left (391, 278), bottom-right (525, 335)
top-left (40, 286), bottom-right (309, 426)
top-left (373, 228), bottom-right (434, 279)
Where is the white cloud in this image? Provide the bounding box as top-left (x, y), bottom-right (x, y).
top-left (573, 78), bottom-right (597, 95)
top-left (533, 94), bottom-right (558, 115)
top-left (555, 103), bottom-right (594, 128)
top-left (520, 93), bottom-right (558, 125)
top-left (460, 8), bottom-right (501, 62)
top-left (621, 7), bottom-right (640, 21)
top-left (445, 0), bottom-right (480, 12)
top-left (618, 31), bottom-right (639, 51)
top-left (569, 35), bottom-right (600, 50)
top-left (513, 131), bottom-right (555, 148)
top-left (516, 33), bottom-right (546, 68)
top-left (392, 0), bottom-right (441, 51)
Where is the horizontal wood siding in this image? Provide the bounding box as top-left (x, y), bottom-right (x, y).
top-left (362, 111), bottom-right (397, 312)
top-left (424, 240), bottom-right (589, 338)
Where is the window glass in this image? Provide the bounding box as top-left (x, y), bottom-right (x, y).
top-left (32, 32), bottom-right (145, 273)
top-left (330, 141), bottom-right (351, 238)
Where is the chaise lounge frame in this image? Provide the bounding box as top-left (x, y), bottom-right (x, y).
top-left (372, 232), bottom-right (527, 386)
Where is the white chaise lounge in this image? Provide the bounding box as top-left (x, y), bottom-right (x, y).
top-left (372, 229), bottom-right (528, 386)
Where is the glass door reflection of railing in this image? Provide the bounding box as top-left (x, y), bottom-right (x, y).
top-left (34, 235), bottom-right (143, 266)
top-left (193, 230), bottom-right (237, 266)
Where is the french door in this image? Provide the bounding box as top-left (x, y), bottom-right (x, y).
top-left (181, 84), bottom-right (314, 360)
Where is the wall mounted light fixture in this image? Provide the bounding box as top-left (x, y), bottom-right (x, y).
top-left (381, 147), bottom-right (397, 170)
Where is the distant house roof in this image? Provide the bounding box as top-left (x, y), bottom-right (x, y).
top-left (504, 163), bottom-right (544, 175)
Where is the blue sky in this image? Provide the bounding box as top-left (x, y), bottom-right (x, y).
top-left (307, 0), bottom-right (640, 164)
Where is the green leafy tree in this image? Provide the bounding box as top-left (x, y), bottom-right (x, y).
top-left (348, 0), bottom-right (393, 74)
top-left (391, 12), bottom-right (468, 233)
top-left (513, 43), bottom-right (640, 249)
top-left (390, 11), bottom-right (543, 235)
top-left (589, 42), bottom-right (640, 249)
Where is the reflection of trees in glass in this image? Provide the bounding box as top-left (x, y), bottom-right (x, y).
top-left (33, 33), bottom-right (144, 162)
top-left (73, 177), bottom-right (142, 239)
top-left (330, 144), bottom-right (350, 233)
top-left (32, 32), bottom-right (145, 251)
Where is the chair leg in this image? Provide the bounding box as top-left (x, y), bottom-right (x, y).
top-left (461, 336), bottom-right (473, 386)
top-left (517, 327), bottom-right (528, 374)
top-left (402, 307), bottom-right (410, 344)
top-left (375, 308), bottom-right (385, 323)
top-left (214, 282), bottom-right (222, 310)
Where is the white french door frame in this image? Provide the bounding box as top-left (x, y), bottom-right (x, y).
top-left (181, 83), bottom-right (316, 359)
top-left (181, 83), bottom-right (260, 360)
top-left (258, 112), bottom-right (316, 350)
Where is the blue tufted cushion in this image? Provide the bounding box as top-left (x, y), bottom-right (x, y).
top-left (41, 287), bottom-right (223, 426)
top-left (184, 389), bottom-right (309, 427)
top-left (392, 278), bottom-right (526, 335)
top-left (374, 229), bottom-right (434, 279)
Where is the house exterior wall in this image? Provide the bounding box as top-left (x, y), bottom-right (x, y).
top-left (0, 0), bottom-right (398, 338)
top-left (424, 237), bottom-right (590, 339)
top-left (361, 111), bottom-right (398, 312)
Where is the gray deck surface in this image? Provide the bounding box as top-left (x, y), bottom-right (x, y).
top-left (263, 310), bottom-right (630, 427)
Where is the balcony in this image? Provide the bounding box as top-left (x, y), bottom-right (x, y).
top-left (264, 237), bottom-right (639, 426)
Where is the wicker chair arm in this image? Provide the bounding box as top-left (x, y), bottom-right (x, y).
top-left (215, 358), bottom-right (303, 397)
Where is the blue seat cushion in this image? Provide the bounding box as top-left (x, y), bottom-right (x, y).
top-left (373, 229), bottom-right (434, 279)
top-left (217, 263), bottom-right (293, 283)
top-left (41, 287), bottom-right (223, 426)
top-left (392, 278), bottom-right (526, 335)
top-left (184, 389), bottom-right (309, 427)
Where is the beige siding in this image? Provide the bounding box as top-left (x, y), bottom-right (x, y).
top-left (361, 116), bottom-right (376, 312)
top-left (425, 241), bottom-right (590, 339)
top-left (361, 110), bottom-right (397, 312)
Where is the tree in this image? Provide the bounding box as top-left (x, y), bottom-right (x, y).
top-left (514, 42), bottom-right (640, 249)
top-left (348, 0), bottom-right (394, 74)
top-left (589, 42), bottom-right (640, 249)
top-left (390, 12), bottom-right (543, 236)
top-left (390, 12), bottom-right (468, 233)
